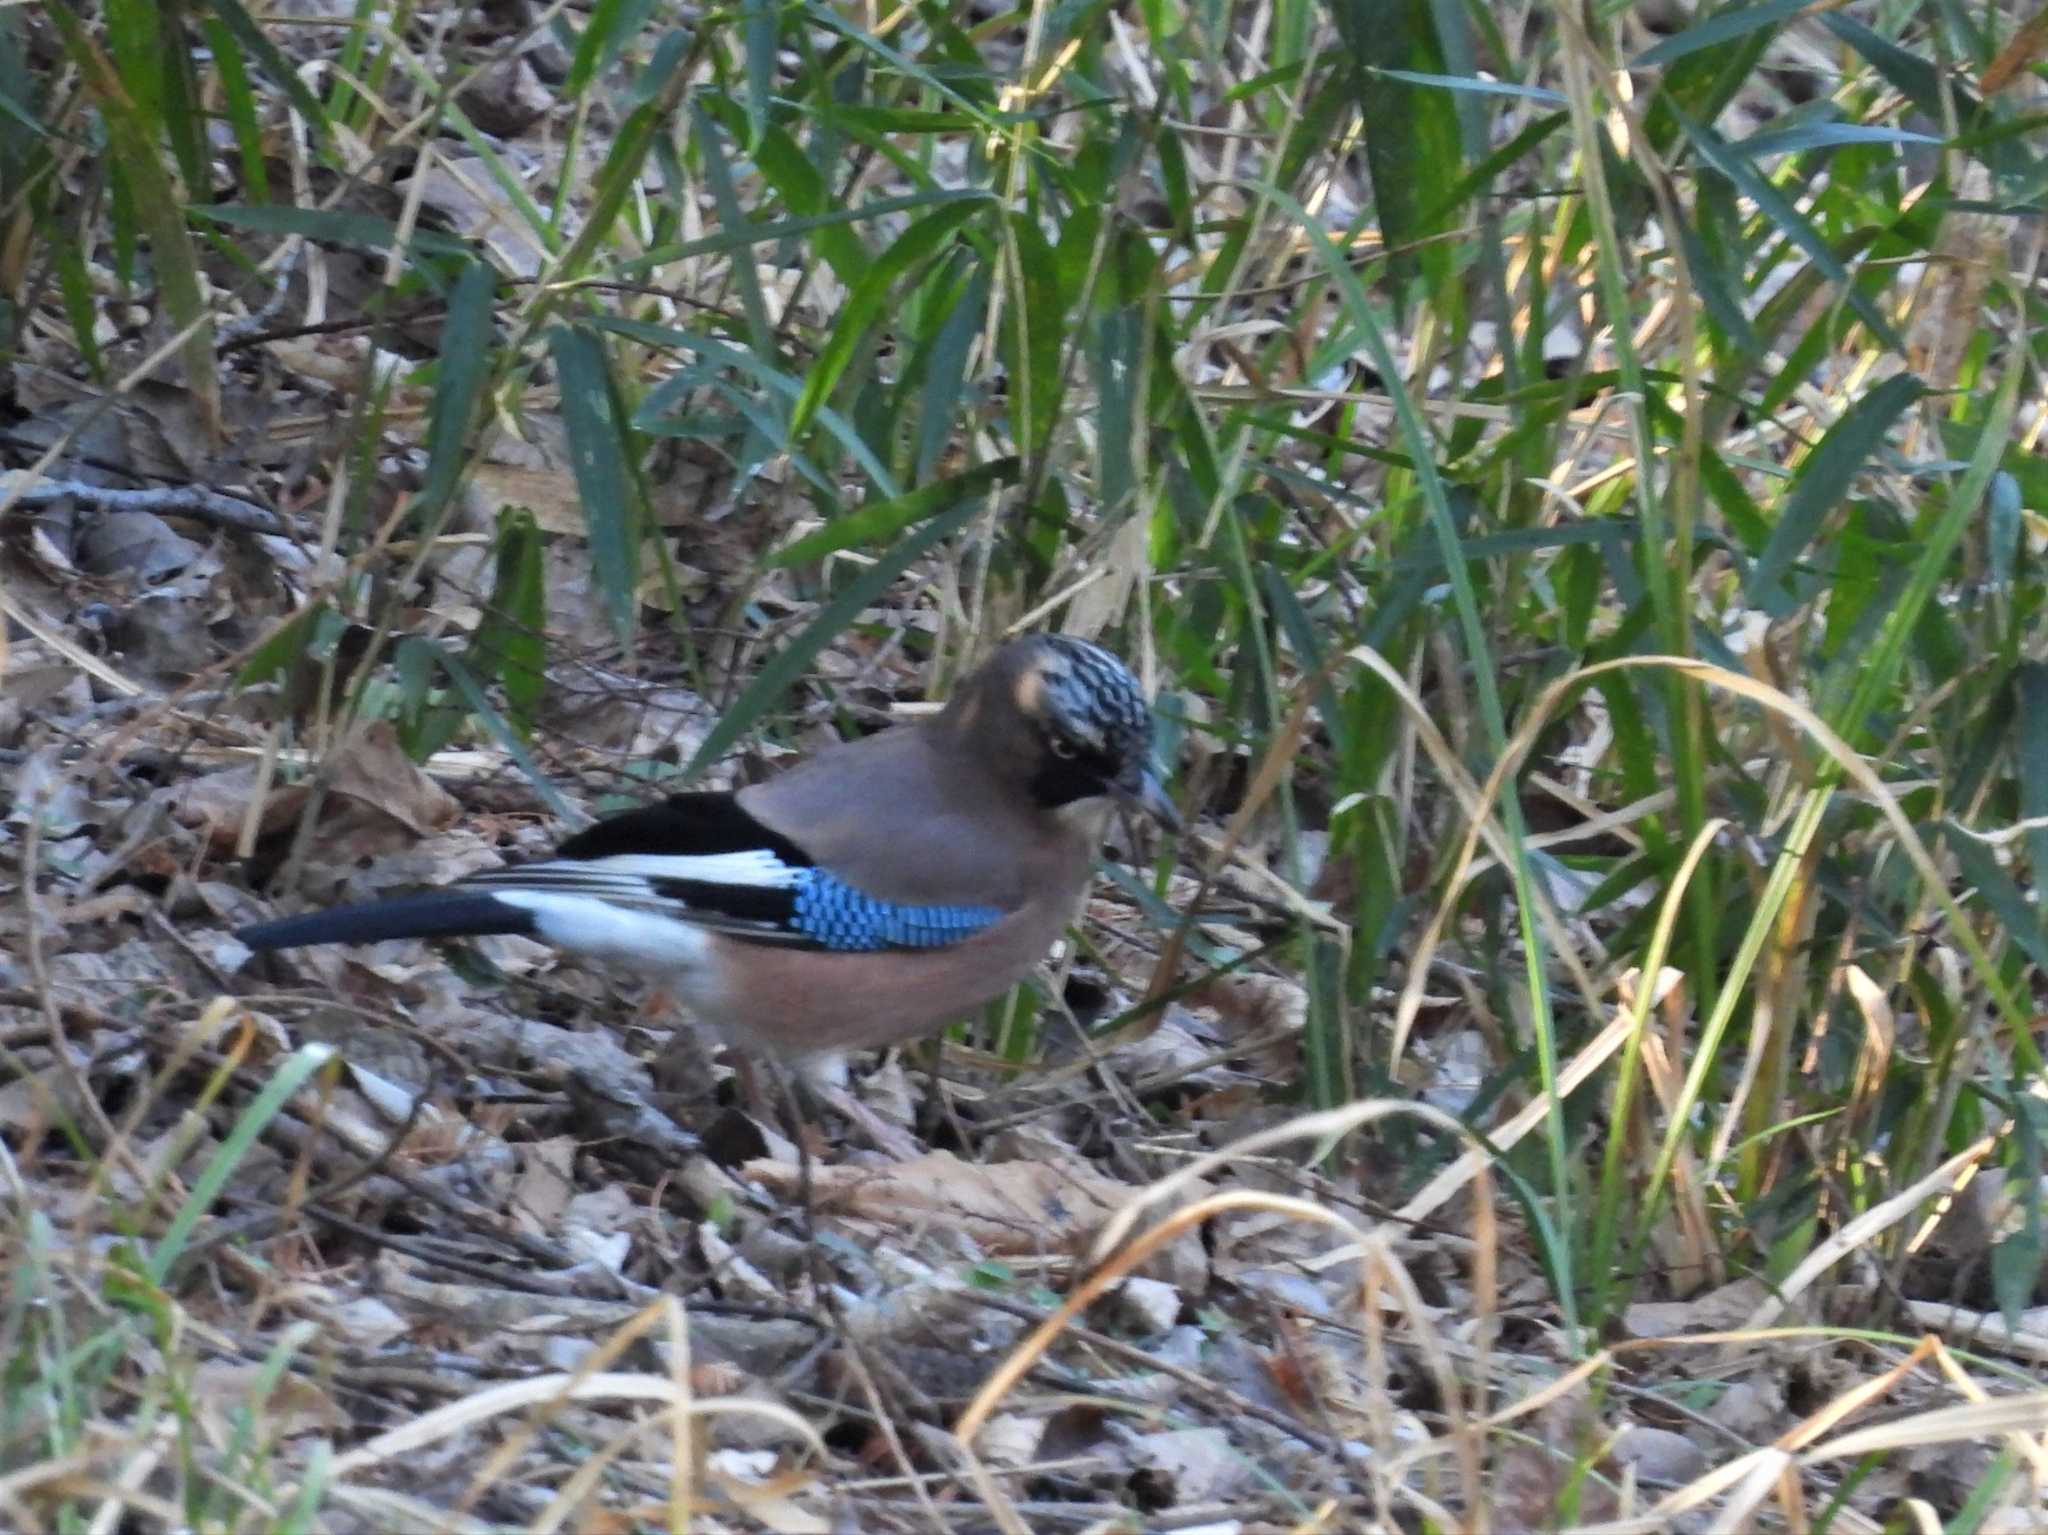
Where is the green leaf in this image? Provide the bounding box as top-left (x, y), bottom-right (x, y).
top-left (148, 1045), bottom-right (336, 1284)
top-left (616, 319), bottom-right (900, 497)
top-left (1328, 0), bottom-right (1461, 295)
top-left (434, 645), bottom-right (577, 820)
top-left (1671, 107), bottom-right (1906, 354)
top-left (742, 0), bottom-right (776, 146)
top-left (1369, 66), bottom-right (1562, 105)
top-left (1002, 210), bottom-right (1064, 454)
top-left (203, 16), bottom-right (266, 201)
top-left (1746, 373), bottom-right (1925, 615)
top-left (50, 6), bottom-right (218, 436)
top-left (1947, 823), bottom-right (2048, 976)
top-left (468, 507), bottom-right (547, 735)
top-left (1732, 122), bottom-right (1943, 159)
top-left (566, 0), bottom-right (653, 95)
top-left (200, 0), bottom-right (330, 140)
top-left (549, 324), bottom-right (643, 648)
top-left (685, 495), bottom-right (985, 779)
top-left (1993, 1098), bottom-right (2048, 1331)
top-left (414, 258), bottom-right (499, 523)
top-left (547, 31), bottom-right (689, 296)
top-left (627, 188), bottom-right (986, 272)
top-left (769, 457), bottom-right (1017, 566)
top-left (1631, 0), bottom-right (1813, 69)
top-left (192, 203), bottom-right (473, 257)
top-left (2017, 663), bottom-right (2048, 890)
top-left (791, 199), bottom-right (980, 440)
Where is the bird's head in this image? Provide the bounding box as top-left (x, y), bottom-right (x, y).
top-left (952, 633), bottom-right (1179, 829)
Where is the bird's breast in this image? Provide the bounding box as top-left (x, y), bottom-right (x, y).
top-left (690, 894), bottom-right (1077, 1055)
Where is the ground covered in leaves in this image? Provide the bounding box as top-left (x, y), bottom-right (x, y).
top-left (6, 0), bottom-right (2048, 1530)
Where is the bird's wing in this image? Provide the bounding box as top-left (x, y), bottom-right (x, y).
top-left (524, 788), bottom-right (1004, 949)
top-left (240, 791), bottom-right (1004, 958)
top-left (736, 728), bottom-right (1046, 907)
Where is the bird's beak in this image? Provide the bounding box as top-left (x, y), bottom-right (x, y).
top-left (1112, 764), bottom-right (1182, 832)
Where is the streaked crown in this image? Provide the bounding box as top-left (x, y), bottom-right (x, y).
top-left (1020, 634), bottom-right (1155, 764)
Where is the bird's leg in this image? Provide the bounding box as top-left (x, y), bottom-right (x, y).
top-left (757, 1051), bottom-right (841, 1313)
top-left (787, 1050), bottom-right (921, 1160)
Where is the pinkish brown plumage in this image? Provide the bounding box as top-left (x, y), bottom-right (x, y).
top-left (238, 634), bottom-right (1177, 1059)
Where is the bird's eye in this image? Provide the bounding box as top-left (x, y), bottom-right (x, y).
top-left (1048, 736), bottom-right (1078, 760)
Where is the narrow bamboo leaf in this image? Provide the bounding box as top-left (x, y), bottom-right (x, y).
top-left (193, 203), bottom-right (473, 256)
top-left (547, 31), bottom-right (688, 293)
top-left (1327, 0), bottom-right (1461, 294)
top-left (1946, 823), bottom-right (2048, 976)
top-left (1416, 109), bottom-right (1566, 227)
top-left (917, 264), bottom-right (985, 483)
top-left (1304, 933), bottom-right (1350, 1111)
top-left (769, 457), bottom-right (1016, 567)
top-left (201, 0), bottom-right (330, 139)
top-left (1732, 122), bottom-right (1944, 158)
top-left (743, 0), bottom-right (775, 146)
top-left (1220, 60), bottom-right (1309, 103)
top-left (803, 0), bottom-right (1002, 129)
top-left (202, 17), bottom-right (266, 201)
top-left (828, 104), bottom-right (1001, 133)
top-left (1993, 1099), bottom-right (2047, 1331)
top-left (414, 259), bottom-right (498, 522)
top-left (738, 115), bottom-right (868, 282)
top-left (0, 10), bottom-right (53, 140)
top-left (280, 1443), bottom-right (331, 1535)
top-left (626, 188), bottom-right (985, 272)
top-left (50, 6), bottom-right (219, 436)
top-left (324, 0), bottom-right (376, 126)
top-left (549, 324), bottom-right (643, 647)
top-left (2016, 662), bottom-right (2048, 902)
top-left (1004, 211), bottom-right (1064, 454)
top-left (148, 1045), bottom-right (336, 1283)
top-left (1262, 566), bottom-right (1349, 760)
top-left (210, 1322), bottom-right (319, 1520)
top-left (1828, 363), bottom-right (2021, 755)
top-left (236, 603), bottom-right (344, 687)
top-left (691, 102), bottom-right (775, 352)
top-left (566, 0), bottom-right (644, 95)
top-left (1671, 108), bottom-right (1904, 353)
top-left (435, 646), bottom-right (577, 820)
top-left (468, 507), bottom-right (546, 735)
top-left (685, 497), bottom-right (984, 779)
top-left (791, 200), bottom-right (979, 440)
top-left (52, 236), bottom-right (103, 377)
top-left (1676, 221), bottom-right (1761, 358)
top-left (1369, 66), bottom-right (1562, 105)
top-left (1092, 307), bottom-right (1141, 515)
top-left (103, 0), bottom-right (162, 125)
top-left (1988, 470), bottom-right (2022, 590)
top-left (1745, 373), bottom-right (1925, 614)
top-left (1631, 0), bottom-right (1812, 68)
top-left (1819, 13), bottom-right (1954, 122)
top-left (615, 320), bottom-right (899, 497)
top-left (150, 5), bottom-right (207, 191)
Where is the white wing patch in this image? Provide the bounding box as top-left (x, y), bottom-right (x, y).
top-left (488, 891), bottom-right (718, 970)
top-left (573, 850), bottom-right (807, 887)
top-left (457, 847), bottom-right (815, 956)
top-left (465, 850), bottom-right (804, 894)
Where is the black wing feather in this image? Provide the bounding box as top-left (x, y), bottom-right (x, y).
top-left (554, 791), bottom-right (813, 867)
top-left (239, 893), bottom-right (536, 951)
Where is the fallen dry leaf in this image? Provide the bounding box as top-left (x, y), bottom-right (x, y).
top-left (744, 1149), bottom-right (1209, 1287)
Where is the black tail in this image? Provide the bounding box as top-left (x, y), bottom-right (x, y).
top-left (237, 892), bottom-right (536, 951)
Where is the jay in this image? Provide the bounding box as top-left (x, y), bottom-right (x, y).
top-left (236, 634), bottom-right (1178, 1058)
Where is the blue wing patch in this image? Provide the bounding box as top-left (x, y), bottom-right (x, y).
top-left (790, 869), bottom-right (1001, 951)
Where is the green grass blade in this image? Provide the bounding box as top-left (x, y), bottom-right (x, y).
top-left (549, 322), bottom-right (645, 648)
top-left (684, 496), bottom-right (985, 779)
